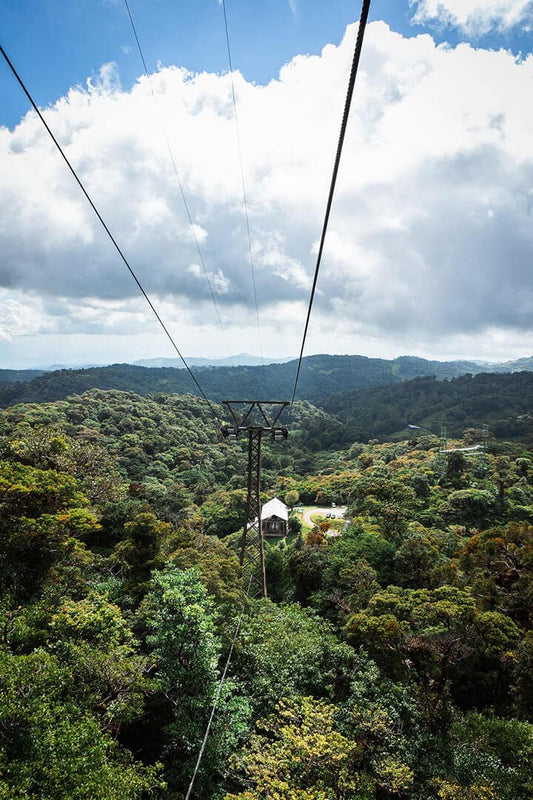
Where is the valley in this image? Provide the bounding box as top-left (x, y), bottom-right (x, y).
top-left (0, 362), bottom-right (532, 798)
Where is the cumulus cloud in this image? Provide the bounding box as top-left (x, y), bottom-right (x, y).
top-left (410, 0), bottom-right (533, 34)
top-left (0, 292), bottom-right (52, 340)
top-left (1, 21), bottom-right (532, 362)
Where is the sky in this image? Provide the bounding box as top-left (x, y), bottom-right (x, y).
top-left (0, 0), bottom-right (532, 369)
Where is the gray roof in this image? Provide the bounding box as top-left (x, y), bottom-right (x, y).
top-left (261, 497), bottom-right (288, 521)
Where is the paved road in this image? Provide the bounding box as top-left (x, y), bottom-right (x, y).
top-left (302, 506), bottom-right (347, 527)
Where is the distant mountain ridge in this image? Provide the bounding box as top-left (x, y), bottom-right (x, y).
top-left (323, 371), bottom-right (533, 443)
top-left (133, 353), bottom-right (293, 368)
top-left (0, 353), bottom-right (531, 409)
top-left (0, 369), bottom-right (45, 384)
top-left (0, 353), bottom-right (292, 374)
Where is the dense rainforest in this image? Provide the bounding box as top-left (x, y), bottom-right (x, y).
top-left (324, 372), bottom-right (533, 444)
top-left (1, 377), bottom-right (533, 799)
top-left (1, 352), bottom-right (532, 407)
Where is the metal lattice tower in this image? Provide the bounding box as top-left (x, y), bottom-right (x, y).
top-left (221, 401), bottom-right (289, 598)
top-left (480, 423), bottom-right (489, 473)
top-left (437, 425), bottom-right (448, 476)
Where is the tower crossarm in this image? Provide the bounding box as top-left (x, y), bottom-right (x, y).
top-left (220, 400), bottom-right (290, 597)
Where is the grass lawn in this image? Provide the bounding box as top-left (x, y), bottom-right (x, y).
top-left (294, 506), bottom-right (345, 534)
top-left (309, 514), bottom-right (344, 533)
top-left (225, 507), bottom-right (347, 549)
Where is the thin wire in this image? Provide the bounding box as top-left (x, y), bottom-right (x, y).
top-left (124, 0), bottom-right (234, 366)
top-left (221, 0), bottom-right (264, 368)
top-left (0, 43), bottom-right (220, 423)
top-left (184, 575), bottom-right (252, 800)
top-left (289, 0), bottom-right (372, 412)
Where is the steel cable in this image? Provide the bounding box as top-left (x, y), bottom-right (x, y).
top-left (289, 0), bottom-right (372, 411)
top-left (184, 575), bottom-right (252, 800)
top-left (221, 0), bottom-right (264, 370)
top-left (124, 0), bottom-right (235, 367)
top-left (0, 44), bottom-right (221, 423)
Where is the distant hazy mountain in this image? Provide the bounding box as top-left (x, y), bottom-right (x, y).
top-left (0, 369), bottom-right (45, 384)
top-left (133, 353), bottom-right (293, 368)
top-left (0, 353), bottom-right (531, 409)
top-left (490, 356), bottom-right (533, 373)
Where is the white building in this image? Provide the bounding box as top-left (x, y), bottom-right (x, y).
top-left (261, 497), bottom-right (288, 537)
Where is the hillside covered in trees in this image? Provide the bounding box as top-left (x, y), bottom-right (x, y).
top-left (325, 371), bottom-right (533, 444)
top-left (1, 379), bottom-right (533, 798)
top-left (0, 352), bottom-right (531, 408)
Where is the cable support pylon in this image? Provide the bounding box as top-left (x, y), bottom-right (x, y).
top-left (241, 428), bottom-right (266, 597)
top-left (481, 423), bottom-right (489, 473)
top-left (289, 0), bottom-right (372, 413)
top-left (437, 425), bottom-right (448, 477)
top-left (221, 400), bottom-right (289, 597)
top-left (0, 44), bottom-right (221, 425)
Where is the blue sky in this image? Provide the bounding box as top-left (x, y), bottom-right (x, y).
top-left (0, 0), bottom-right (533, 367)
top-left (1, 0), bottom-right (531, 129)
top-left (1, 0), bottom-right (384, 127)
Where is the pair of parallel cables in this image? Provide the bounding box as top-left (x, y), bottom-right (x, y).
top-left (124, 0), bottom-right (263, 371)
top-left (1, 0), bottom-right (370, 417)
top-left (185, 3), bottom-right (372, 797)
top-left (124, 0), bottom-right (372, 411)
top-left (1, 0), bottom-right (262, 422)
top-left (1, 4), bottom-right (371, 795)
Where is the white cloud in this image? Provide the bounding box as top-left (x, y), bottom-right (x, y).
top-left (410, 0), bottom-right (533, 34)
top-left (1, 20), bottom-right (532, 364)
top-left (0, 292), bottom-right (53, 340)
top-left (187, 263), bottom-right (232, 294)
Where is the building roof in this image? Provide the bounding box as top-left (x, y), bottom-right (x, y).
top-left (261, 497), bottom-right (288, 522)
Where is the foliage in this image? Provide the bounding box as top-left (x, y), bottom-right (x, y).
top-left (457, 522), bottom-right (533, 627)
top-left (0, 460), bottom-right (97, 601)
top-left (232, 600), bottom-right (355, 716)
top-left (0, 353), bottom-right (506, 410)
top-left (141, 565), bottom-right (250, 796)
top-left (441, 712), bottom-right (533, 799)
top-left (0, 649), bottom-right (163, 799)
top-left (224, 697), bottom-right (369, 800)
top-left (113, 512), bottom-right (171, 603)
top-left (324, 372), bottom-right (533, 443)
top-left (345, 585), bottom-right (520, 714)
top-left (0, 380), bottom-right (532, 798)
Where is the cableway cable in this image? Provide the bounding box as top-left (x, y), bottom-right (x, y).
top-left (184, 574), bottom-right (252, 800)
top-left (221, 0), bottom-right (264, 369)
top-left (123, 0), bottom-right (234, 367)
top-left (0, 43), bottom-right (220, 423)
top-left (289, 0), bottom-right (371, 412)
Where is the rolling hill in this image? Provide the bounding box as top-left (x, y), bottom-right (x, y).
top-left (1, 353), bottom-right (529, 409)
top-left (324, 372), bottom-right (533, 443)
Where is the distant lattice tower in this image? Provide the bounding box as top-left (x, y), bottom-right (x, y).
top-left (480, 423), bottom-right (490, 473)
top-left (437, 425), bottom-right (448, 477)
top-left (221, 401), bottom-right (289, 598)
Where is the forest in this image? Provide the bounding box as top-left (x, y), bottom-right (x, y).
top-left (1, 352), bottom-right (532, 408)
top-left (1, 380), bottom-right (533, 799)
